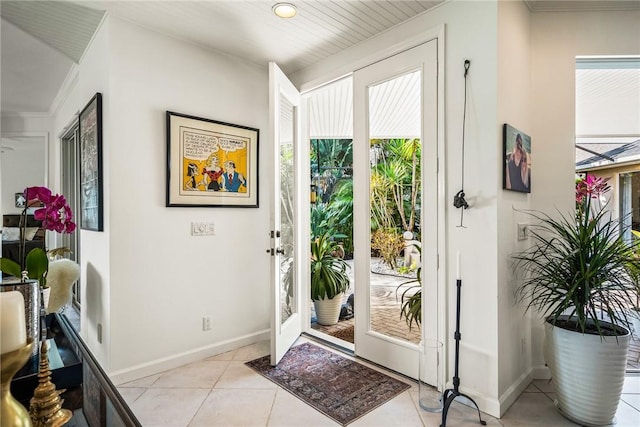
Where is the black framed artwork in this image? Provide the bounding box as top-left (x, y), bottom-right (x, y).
top-left (166, 111), bottom-right (259, 207)
top-left (15, 192), bottom-right (26, 208)
top-left (503, 123), bottom-right (531, 193)
top-left (79, 93), bottom-right (103, 231)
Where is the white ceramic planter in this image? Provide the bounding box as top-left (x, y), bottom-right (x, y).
top-left (544, 317), bottom-right (630, 426)
top-left (313, 295), bottom-right (343, 326)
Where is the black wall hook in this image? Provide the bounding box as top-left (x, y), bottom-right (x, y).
top-left (453, 190), bottom-right (469, 210)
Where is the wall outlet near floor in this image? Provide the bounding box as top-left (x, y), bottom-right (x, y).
top-left (202, 315), bottom-right (213, 331)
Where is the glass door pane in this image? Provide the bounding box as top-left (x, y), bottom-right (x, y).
top-left (353, 40), bottom-right (438, 379)
top-left (61, 125), bottom-right (81, 311)
top-left (280, 95), bottom-right (296, 323)
top-left (368, 71), bottom-right (422, 344)
top-left (306, 76), bottom-right (355, 346)
top-left (269, 62), bottom-right (302, 365)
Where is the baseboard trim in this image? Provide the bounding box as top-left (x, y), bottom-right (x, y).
top-left (110, 329), bottom-right (270, 385)
top-left (498, 370), bottom-right (533, 417)
top-left (531, 364), bottom-right (551, 380)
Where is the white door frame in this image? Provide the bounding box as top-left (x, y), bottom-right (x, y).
top-left (353, 39), bottom-right (439, 379)
top-left (269, 62), bottom-right (304, 365)
top-left (298, 26), bottom-right (446, 378)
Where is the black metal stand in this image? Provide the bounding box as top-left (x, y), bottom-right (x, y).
top-left (440, 279), bottom-right (486, 427)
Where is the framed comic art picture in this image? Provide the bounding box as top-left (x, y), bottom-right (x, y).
top-left (503, 123), bottom-right (531, 194)
top-left (79, 93), bottom-right (104, 230)
top-left (166, 111), bottom-right (259, 207)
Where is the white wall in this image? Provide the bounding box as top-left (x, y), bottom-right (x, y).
top-left (294, 0), bottom-right (504, 416)
top-left (530, 9), bottom-right (640, 372)
top-left (102, 18), bottom-right (270, 375)
top-left (7, 1), bottom-right (639, 417)
top-left (1, 138), bottom-right (46, 216)
top-left (71, 16), bottom-right (113, 366)
top-left (1, 115), bottom-right (52, 252)
top-left (496, 0), bottom-right (533, 413)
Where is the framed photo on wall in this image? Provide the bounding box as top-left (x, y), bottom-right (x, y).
top-left (15, 192), bottom-right (26, 208)
top-left (79, 93), bottom-right (104, 231)
top-left (503, 123), bottom-right (531, 193)
top-left (166, 111), bottom-right (259, 207)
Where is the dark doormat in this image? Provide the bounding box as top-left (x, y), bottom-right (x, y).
top-left (329, 325), bottom-right (354, 343)
top-left (245, 342), bottom-right (410, 426)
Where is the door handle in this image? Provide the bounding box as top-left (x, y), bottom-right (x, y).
top-left (275, 248), bottom-right (285, 255)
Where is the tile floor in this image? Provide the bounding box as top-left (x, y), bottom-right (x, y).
top-left (117, 337), bottom-right (640, 427)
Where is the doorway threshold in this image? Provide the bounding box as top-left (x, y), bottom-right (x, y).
top-left (303, 330), bottom-right (355, 356)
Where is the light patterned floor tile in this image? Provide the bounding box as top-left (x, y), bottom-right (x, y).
top-left (233, 340), bottom-right (270, 361)
top-left (119, 372), bottom-right (162, 388)
top-left (189, 389), bottom-right (276, 427)
top-left (215, 360), bottom-right (278, 389)
top-left (349, 391), bottom-right (424, 427)
top-left (267, 389), bottom-right (340, 427)
top-left (500, 392), bottom-right (577, 426)
top-left (531, 379), bottom-right (555, 393)
top-left (120, 338), bottom-right (640, 427)
top-left (622, 375), bottom-right (640, 394)
top-left (130, 388), bottom-right (210, 427)
top-left (116, 387), bottom-right (146, 406)
top-left (614, 399), bottom-right (640, 427)
top-left (523, 382), bottom-right (541, 393)
top-left (206, 349), bottom-right (236, 361)
top-left (622, 393), bottom-right (640, 411)
top-left (152, 360), bottom-right (229, 389)
top-left (411, 393), bottom-right (502, 427)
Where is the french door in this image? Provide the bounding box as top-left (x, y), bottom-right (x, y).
top-left (353, 40), bottom-right (440, 379)
top-left (269, 62), bottom-right (304, 365)
top-left (61, 124), bottom-right (81, 309)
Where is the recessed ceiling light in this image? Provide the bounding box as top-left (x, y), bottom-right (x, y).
top-left (272, 2), bottom-right (297, 19)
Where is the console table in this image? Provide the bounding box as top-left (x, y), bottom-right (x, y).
top-left (11, 313), bottom-right (141, 426)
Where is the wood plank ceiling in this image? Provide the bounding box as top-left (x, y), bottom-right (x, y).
top-left (2, 0), bottom-right (639, 121)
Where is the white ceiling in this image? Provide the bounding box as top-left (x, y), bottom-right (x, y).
top-left (0, 0), bottom-right (444, 114)
top-left (2, 0), bottom-right (639, 115)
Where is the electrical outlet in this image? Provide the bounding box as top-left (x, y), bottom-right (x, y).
top-left (517, 223), bottom-right (529, 241)
top-left (192, 222), bottom-right (215, 236)
top-left (202, 315), bottom-right (213, 331)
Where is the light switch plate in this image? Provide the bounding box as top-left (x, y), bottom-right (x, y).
top-left (517, 223), bottom-right (528, 241)
top-left (192, 222), bottom-right (215, 236)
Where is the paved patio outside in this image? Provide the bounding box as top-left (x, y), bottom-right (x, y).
top-left (311, 259), bottom-right (421, 345)
top-left (311, 260), bottom-right (640, 372)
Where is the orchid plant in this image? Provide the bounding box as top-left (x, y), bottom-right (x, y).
top-left (0, 186), bottom-right (76, 288)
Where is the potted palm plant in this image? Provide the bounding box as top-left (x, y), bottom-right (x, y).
top-left (396, 244), bottom-right (422, 331)
top-left (311, 233), bottom-right (350, 325)
top-left (514, 175), bottom-right (640, 426)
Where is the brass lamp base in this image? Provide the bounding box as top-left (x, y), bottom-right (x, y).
top-left (29, 340), bottom-right (72, 427)
top-left (1, 339), bottom-right (35, 427)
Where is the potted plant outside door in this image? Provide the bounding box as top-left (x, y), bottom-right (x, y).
top-left (311, 233), bottom-right (350, 326)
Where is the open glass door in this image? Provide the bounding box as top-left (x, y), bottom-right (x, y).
top-left (269, 62), bottom-right (303, 365)
top-left (353, 40), bottom-right (439, 379)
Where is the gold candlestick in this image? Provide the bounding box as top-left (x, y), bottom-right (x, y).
top-left (1, 339), bottom-right (35, 427)
top-left (29, 340), bottom-right (72, 427)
